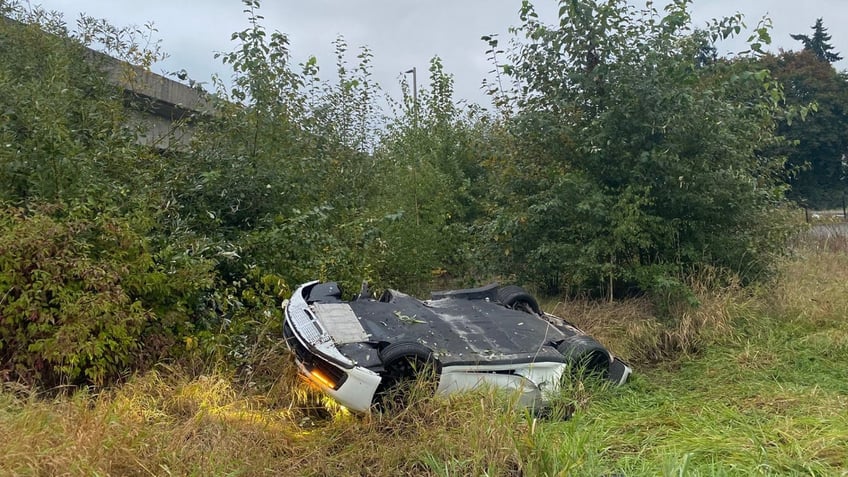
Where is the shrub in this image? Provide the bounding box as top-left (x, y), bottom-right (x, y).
top-left (0, 205), bottom-right (214, 386)
top-left (481, 1), bottom-right (798, 298)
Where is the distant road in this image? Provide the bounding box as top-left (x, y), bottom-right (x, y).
top-left (809, 223), bottom-right (848, 238)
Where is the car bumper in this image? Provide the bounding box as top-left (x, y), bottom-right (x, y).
top-left (283, 283), bottom-right (382, 413)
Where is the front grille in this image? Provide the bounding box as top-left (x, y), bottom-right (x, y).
top-left (286, 303), bottom-right (324, 343)
top-left (283, 319), bottom-right (310, 361)
top-left (284, 319), bottom-right (347, 389)
top-left (285, 286), bottom-right (354, 368)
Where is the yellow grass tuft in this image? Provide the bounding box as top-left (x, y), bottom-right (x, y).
top-left (545, 273), bottom-right (744, 366)
top-left (774, 240), bottom-right (848, 326)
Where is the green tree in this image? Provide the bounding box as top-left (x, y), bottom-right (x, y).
top-left (181, 1), bottom-right (387, 297)
top-left (0, 4), bottom-right (217, 386)
top-left (762, 50), bottom-right (848, 208)
top-left (481, 0), bottom-right (794, 298)
top-left (181, 0), bottom-right (308, 237)
top-left (0, 12), bottom-right (133, 205)
top-left (369, 57), bottom-right (484, 291)
top-left (791, 18), bottom-right (842, 63)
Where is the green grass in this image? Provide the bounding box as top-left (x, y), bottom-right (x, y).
top-left (580, 342), bottom-right (848, 475)
top-left (565, 237), bottom-right (848, 476)
top-left (2, 238), bottom-right (848, 476)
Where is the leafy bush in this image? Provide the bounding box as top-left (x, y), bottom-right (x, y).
top-left (0, 9), bottom-right (154, 207)
top-left (481, 1), bottom-right (798, 297)
top-left (0, 0), bottom-right (819, 395)
top-left (0, 206), bottom-right (214, 386)
top-left (368, 58), bottom-right (486, 292)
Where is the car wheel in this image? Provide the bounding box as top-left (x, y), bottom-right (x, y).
top-left (556, 334), bottom-right (611, 375)
top-left (375, 342), bottom-right (438, 409)
top-left (497, 285), bottom-right (541, 315)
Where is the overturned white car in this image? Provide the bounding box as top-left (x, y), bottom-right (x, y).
top-left (283, 281), bottom-right (631, 412)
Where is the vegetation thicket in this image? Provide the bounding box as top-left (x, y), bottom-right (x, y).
top-left (2, 0), bottom-right (848, 473)
top-left (0, 0), bottom-right (826, 383)
top-left (482, 1), bottom-right (810, 298)
top-left (1, 1), bottom-right (847, 472)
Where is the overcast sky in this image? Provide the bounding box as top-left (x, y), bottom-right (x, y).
top-left (31, 0), bottom-right (848, 109)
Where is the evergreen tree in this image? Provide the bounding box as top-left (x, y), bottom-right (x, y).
top-left (791, 18), bottom-right (843, 63)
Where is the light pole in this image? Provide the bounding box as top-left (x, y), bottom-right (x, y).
top-left (403, 66), bottom-right (420, 228)
top-left (403, 67), bottom-right (417, 124)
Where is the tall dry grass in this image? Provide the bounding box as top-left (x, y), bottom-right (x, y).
top-left (0, 282), bottom-right (748, 476)
top-left (544, 223), bottom-right (848, 369)
top-left (545, 271), bottom-right (743, 367)
top-left (779, 225), bottom-right (848, 324)
top-left (0, 363), bottom-right (603, 476)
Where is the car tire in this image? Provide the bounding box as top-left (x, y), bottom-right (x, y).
top-left (497, 285), bottom-right (541, 315)
top-left (375, 342), bottom-right (438, 410)
top-left (556, 334), bottom-right (611, 374)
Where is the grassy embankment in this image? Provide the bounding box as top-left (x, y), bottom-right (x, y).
top-left (1, 231), bottom-right (847, 476)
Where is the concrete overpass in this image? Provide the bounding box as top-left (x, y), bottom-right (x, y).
top-left (0, 15), bottom-right (208, 150)
top-left (93, 50), bottom-right (213, 149)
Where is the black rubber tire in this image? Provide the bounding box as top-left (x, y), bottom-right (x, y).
top-left (497, 285), bottom-right (541, 315)
top-left (556, 334), bottom-right (611, 374)
top-left (375, 342), bottom-right (438, 410)
top-left (380, 342), bottom-right (436, 376)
